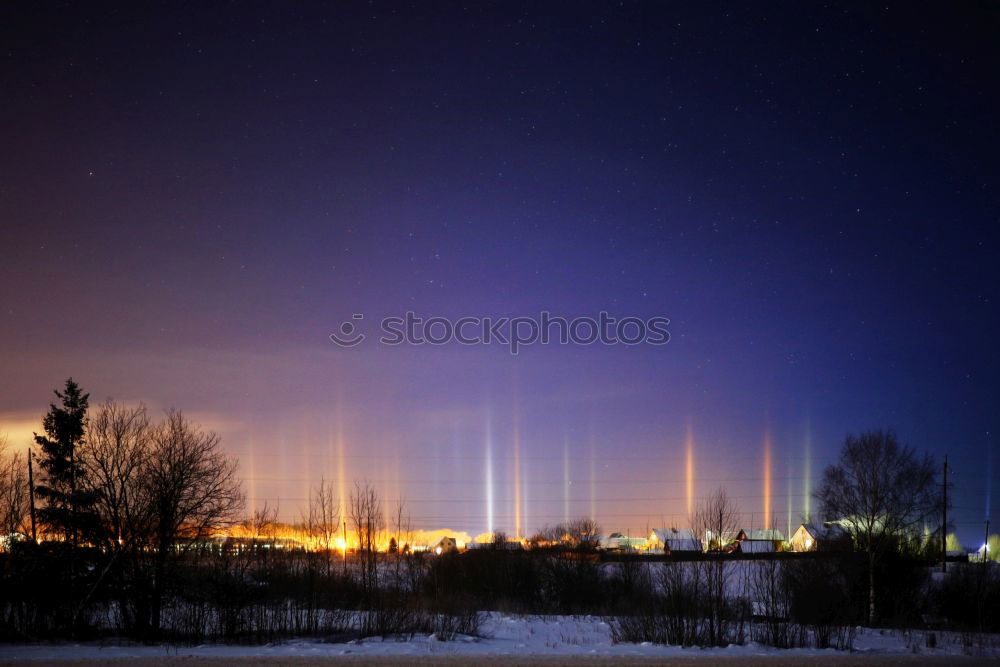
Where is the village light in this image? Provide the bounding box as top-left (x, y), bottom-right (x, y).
top-left (804, 537), bottom-right (813, 549)
top-left (435, 546), bottom-right (443, 555)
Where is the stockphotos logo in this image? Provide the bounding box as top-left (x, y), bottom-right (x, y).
top-left (330, 312), bottom-right (670, 355)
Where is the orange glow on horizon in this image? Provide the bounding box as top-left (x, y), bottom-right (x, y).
top-left (222, 521), bottom-right (473, 553)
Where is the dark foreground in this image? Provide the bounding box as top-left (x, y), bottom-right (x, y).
top-left (3, 656), bottom-right (998, 666)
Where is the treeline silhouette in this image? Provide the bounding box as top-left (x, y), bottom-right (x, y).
top-left (0, 379), bottom-right (997, 649)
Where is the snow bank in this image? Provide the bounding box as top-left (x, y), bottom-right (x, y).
top-left (1, 614), bottom-right (996, 661)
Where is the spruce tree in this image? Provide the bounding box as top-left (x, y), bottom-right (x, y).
top-left (34, 378), bottom-right (99, 544)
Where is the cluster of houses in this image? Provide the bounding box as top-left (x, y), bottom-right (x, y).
top-left (598, 522), bottom-right (851, 555)
top-left (433, 522), bottom-right (852, 556)
top-left (5, 525), bottom-right (994, 561)
top-left (134, 518), bottom-right (975, 560)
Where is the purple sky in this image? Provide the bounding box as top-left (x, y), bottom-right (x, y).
top-left (1, 2), bottom-right (996, 544)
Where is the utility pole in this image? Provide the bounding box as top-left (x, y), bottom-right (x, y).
top-left (941, 456), bottom-right (948, 573)
top-left (342, 519), bottom-right (348, 576)
top-left (27, 448), bottom-right (37, 544)
top-left (984, 519), bottom-right (991, 564)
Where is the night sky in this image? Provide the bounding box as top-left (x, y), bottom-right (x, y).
top-left (1, 2), bottom-right (997, 545)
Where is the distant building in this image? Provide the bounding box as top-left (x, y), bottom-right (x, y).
top-left (433, 536), bottom-right (459, 555)
top-left (734, 529), bottom-right (784, 553)
top-left (600, 532), bottom-right (648, 551)
top-left (649, 528), bottom-right (702, 554)
top-left (973, 542), bottom-right (997, 562)
top-left (788, 522), bottom-right (850, 552)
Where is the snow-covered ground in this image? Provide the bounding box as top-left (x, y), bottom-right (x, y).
top-left (1, 614), bottom-right (997, 661)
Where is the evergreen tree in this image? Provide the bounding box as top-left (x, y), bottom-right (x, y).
top-left (34, 378), bottom-right (99, 544)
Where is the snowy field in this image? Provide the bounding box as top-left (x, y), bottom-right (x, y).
top-left (2, 613), bottom-right (998, 663)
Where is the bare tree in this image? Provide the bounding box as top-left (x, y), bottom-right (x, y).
top-left (816, 429), bottom-right (938, 625)
top-left (389, 497), bottom-right (411, 587)
top-left (144, 410), bottom-right (244, 635)
top-left (0, 434), bottom-right (30, 545)
top-left (82, 401), bottom-right (153, 551)
top-left (491, 530), bottom-right (509, 550)
top-left (528, 524), bottom-right (564, 548)
top-left (565, 517), bottom-right (602, 549)
top-left (751, 520), bottom-right (792, 647)
top-left (349, 480), bottom-right (384, 596)
top-left (75, 401), bottom-right (155, 632)
top-left (242, 501), bottom-right (279, 543)
top-left (302, 477), bottom-right (340, 575)
top-left (692, 487), bottom-right (740, 552)
top-left (528, 518), bottom-right (601, 550)
top-left (691, 487), bottom-right (741, 645)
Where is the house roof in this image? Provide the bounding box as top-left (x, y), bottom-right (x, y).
top-left (651, 528), bottom-right (697, 540)
top-left (800, 522), bottom-right (848, 541)
top-left (650, 528), bottom-right (702, 550)
top-left (745, 529), bottom-right (784, 541)
top-left (601, 533), bottom-right (647, 545)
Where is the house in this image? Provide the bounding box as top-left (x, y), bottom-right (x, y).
top-left (734, 529), bottom-right (784, 554)
top-left (649, 528), bottom-right (702, 554)
top-left (787, 522), bottom-right (850, 552)
top-left (704, 529), bottom-right (742, 552)
top-left (599, 532), bottom-right (648, 551)
top-left (433, 536), bottom-right (459, 555)
top-left (973, 542), bottom-right (998, 562)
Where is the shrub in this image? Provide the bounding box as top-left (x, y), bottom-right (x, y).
top-left (936, 563), bottom-right (1000, 633)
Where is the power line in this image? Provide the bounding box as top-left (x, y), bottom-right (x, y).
top-left (250, 491), bottom-right (816, 504)
top-left (237, 451), bottom-right (818, 462)
top-left (239, 475), bottom-right (814, 484)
